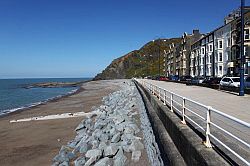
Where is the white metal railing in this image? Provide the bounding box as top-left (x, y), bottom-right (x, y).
top-left (135, 79), bottom-right (250, 166)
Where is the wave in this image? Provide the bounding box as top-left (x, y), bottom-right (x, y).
top-left (0, 88), bottom-right (79, 117)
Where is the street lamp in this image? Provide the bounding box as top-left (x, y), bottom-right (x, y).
top-left (239, 0), bottom-right (245, 96)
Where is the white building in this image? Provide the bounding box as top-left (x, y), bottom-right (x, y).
top-left (214, 23), bottom-right (231, 77)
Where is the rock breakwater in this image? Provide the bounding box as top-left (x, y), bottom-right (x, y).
top-left (52, 80), bottom-right (163, 166)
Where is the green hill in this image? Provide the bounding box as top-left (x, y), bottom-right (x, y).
top-left (94, 38), bottom-right (181, 80)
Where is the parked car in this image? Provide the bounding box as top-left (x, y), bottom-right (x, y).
top-left (159, 76), bottom-right (169, 81)
top-left (169, 75), bottom-right (179, 81)
top-left (245, 76), bottom-right (250, 89)
top-left (179, 75), bottom-right (192, 82)
top-left (203, 77), bottom-right (222, 85)
top-left (220, 77), bottom-right (240, 88)
top-left (191, 76), bottom-right (205, 84)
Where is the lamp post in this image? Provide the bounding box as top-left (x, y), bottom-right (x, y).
top-left (239, 0), bottom-right (245, 96)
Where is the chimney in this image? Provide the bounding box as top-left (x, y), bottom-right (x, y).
top-left (193, 29), bottom-right (200, 35)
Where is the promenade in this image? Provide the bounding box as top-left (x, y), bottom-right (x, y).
top-left (141, 79), bottom-right (250, 123)
top-left (138, 79), bottom-right (250, 165)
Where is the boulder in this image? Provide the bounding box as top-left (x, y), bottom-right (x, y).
top-left (131, 151), bottom-right (141, 162)
top-left (111, 132), bottom-right (121, 143)
top-left (59, 161), bottom-right (69, 166)
top-left (79, 142), bottom-right (89, 154)
top-left (94, 157), bottom-right (112, 166)
top-left (104, 144), bottom-right (119, 157)
top-left (129, 140), bottom-right (144, 152)
top-left (113, 148), bottom-right (127, 166)
top-left (74, 157), bottom-right (86, 166)
top-left (85, 149), bottom-right (102, 159)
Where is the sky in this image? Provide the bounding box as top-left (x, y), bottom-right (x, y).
top-left (0, 0), bottom-right (248, 78)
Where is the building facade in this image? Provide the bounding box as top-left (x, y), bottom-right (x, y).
top-left (190, 9), bottom-right (250, 78)
top-left (179, 30), bottom-right (203, 77)
top-left (164, 8), bottom-right (250, 78)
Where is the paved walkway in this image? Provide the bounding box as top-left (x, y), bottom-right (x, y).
top-left (140, 79), bottom-right (250, 123)
top-left (138, 79), bottom-right (250, 165)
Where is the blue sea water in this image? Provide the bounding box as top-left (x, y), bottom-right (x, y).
top-left (0, 78), bottom-right (91, 116)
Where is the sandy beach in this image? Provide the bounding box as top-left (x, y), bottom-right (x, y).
top-left (0, 80), bottom-right (122, 166)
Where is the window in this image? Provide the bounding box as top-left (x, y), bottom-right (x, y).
top-left (202, 47), bottom-right (205, 54)
top-left (219, 52), bottom-right (223, 62)
top-left (209, 45), bottom-right (213, 52)
top-left (244, 29), bottom-right (250, 40)
top-left (244, 46), bottom-right (248, 56)
top-left (232, 78), bottom-right (240, 82)
top-left (227, 38), bottom-right (231, 47)
top-left (219, 66), bottom-right (222, 75)
top-left (218, 40), bottom-right (223, 49)
top-left (209, 35), bottom-right (213, 42)
top-left (222, 78), bottom-right (229, 82)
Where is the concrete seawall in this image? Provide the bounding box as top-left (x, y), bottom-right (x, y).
top-left (134, 81), bottom-right (230, 166)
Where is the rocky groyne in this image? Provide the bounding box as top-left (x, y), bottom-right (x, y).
top-left (52, 81), bottom-right (163, 166)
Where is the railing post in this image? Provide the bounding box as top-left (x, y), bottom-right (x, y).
top-left (170, 93), bottom-right (173, 112)
top-left (205, 106), bottom-right (212, 148)
top-left (181, 97), bottom-right (186, 124)
top-left (158, 87), bottom-right (161, 100)
top-left (163, 90), bottom-right (166, 105)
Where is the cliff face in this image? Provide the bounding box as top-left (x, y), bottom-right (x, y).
top-left (94, 38), bottom-right (181, 80)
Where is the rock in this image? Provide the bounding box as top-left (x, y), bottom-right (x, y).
top-left (84, 157), bottom-right (96, 166)
top-left (59, 161), bottom-right (69, 166)
top-left (94, 121), bottom-right (107, 130)
top-left (113, 115), bottom-right (125, 125)
top-left (104, 144), bottom-right (119, 157)
top-left (79, 142), bottom-right (89, 154)
top-left (115, 122), bottom-right (126, 132)
top-left (123, 126), bottom-right (135, 134)
top-left (111, 132), bottom-right (121, 143)
top-left (109, 128), bottom-right (116, 137)
top-left (98, 142), bottom-right (107, 150)
top-left (74, 157), bottom-right (86, 166)
top-left (128, 123), bottom-right (140, 134)
top-left (129, 140), bottom-right (144, 152)
top-left (85, 149), bottom-right (102, 159)
top-left (51, 161), bottom-right (59, 166)
top-left (53, 146), bottom-right (76, 163)
top-left (75, 122), bottom-right (86, 131)
top-left (113, 148), bottom-right (127, 166)
top-left (91, 140), bottom-right (99, 149)
top-left (94, 157), bottom-right (112, 166)
top-left (53, 154), bottom-right (67, 163)
top-left (92, 129), bottom-right (102, 139)
top-left (99, 133), bottom-right (109, 142)
top-left (131, 151), bottom-right (141, 162)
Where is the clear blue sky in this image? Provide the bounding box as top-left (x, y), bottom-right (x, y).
top-left (0, 0), bottom-right (247, 78)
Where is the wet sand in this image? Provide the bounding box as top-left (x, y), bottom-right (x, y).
top-left (0, 80), bottom-right (123, 166)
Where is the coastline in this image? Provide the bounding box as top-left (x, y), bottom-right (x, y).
top-left (0, 79), bottom-right (122, 166)
top-left (0, 80), bottom-right (92, 118)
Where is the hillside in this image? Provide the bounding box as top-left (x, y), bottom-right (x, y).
top-left (94, 38), bottom-right (181, 80)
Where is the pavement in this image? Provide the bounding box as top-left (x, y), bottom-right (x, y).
top-left (137, 79), bottom-right (250, 165)
top-left (140, 79), bottom-right (250, 123)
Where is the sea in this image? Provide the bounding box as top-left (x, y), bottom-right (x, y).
top-left (0, 78), bottom-right (91, 116)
